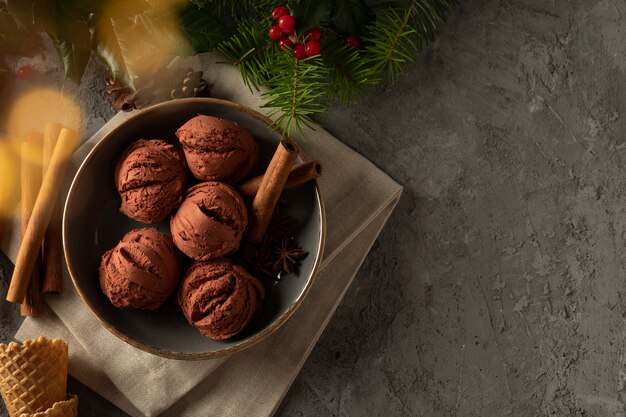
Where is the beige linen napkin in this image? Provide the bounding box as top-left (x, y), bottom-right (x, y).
top-left (8, 52), bottom-right (402, 417)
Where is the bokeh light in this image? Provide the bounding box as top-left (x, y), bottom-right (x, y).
top-left (7, 87), bottom-right (83, 141)
top-left (0, 137), bottom-right (19, 219)
top-left (2, 87), bottom-right (83, 222)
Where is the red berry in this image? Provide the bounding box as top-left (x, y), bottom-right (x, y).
top-left (17, 65), bottom-right (33, 81)
top-left (344, 35), bottom-right (360, 50)
top-left (278, 15), bottom-right (295, 34)
top-left (272, 6), bottom-right (289, 20)
top-left (304, 41), bottom-right (321, 56)
top-left (278, 37), bottom-right (295, 50)
top-left (269, 25), bottom-right (284, 40)
top-left (307, 28), bottom-right (322, 42)
top-left (293, 44), bottom-right (308, 60)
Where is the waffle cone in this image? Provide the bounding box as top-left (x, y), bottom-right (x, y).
top-left (18, 394), bottom-right (77, 417)
top-left (0, 337), bottom-right (68, 417)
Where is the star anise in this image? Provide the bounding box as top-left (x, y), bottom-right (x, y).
top-left (243, 247), bottom-right (277, 281)
top-left (264, 211), bottom-right (294, 247)
top-left (272, 240), bottom-right (309, 275)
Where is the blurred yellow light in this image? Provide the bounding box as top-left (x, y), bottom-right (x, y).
top-left (7, 87), bottom-right (83, 140)
top-left (8, 133), bottom-right (43, 166)
top-left (0, 137), bottom-right (20, 219)
top-left (3, 87), bottom-right (83, 221)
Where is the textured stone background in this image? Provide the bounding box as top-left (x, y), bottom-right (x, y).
top-left (2, 0), bottom-right (626, 415)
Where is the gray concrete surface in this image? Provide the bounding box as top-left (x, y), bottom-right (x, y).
top-left (2, 0), bottom-right (626, 415)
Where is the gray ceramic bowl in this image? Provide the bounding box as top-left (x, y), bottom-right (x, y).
top-left (63, 98), bottom-right (325, 360)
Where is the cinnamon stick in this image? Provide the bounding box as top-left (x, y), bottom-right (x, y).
top-left (0, 136), bottom-right (13, 246)
top-left (20, 132), bottom-right (44, 316)
top-left (0, 204), bottom-right (4, 244)
top-left (41, 122), bottom-right (63, 294)
top-left (20, 258), bottom-right (43, 316)
top-left (239, 160), bottom-right (322, 199)
top-left (6, 128), bottom-right (79, 304)
top-left (247, 139), bottom-right (299, 243)
top-left (0, 144), bottom-right (6, 244)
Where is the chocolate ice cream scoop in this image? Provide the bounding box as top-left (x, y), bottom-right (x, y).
top-left (179, 258), bottom-right (265, 340)
top-left (99, 228), bottom-right (182, 310)
top-left (115, 139), bottom-right (187, 223)
top-left (176, 115), bottom-right (259, 184)
top-left (170, 182), bottom-right (248, 261)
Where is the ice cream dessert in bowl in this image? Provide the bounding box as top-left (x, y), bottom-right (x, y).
top-left (63, 99), bottom-right (324, 359)
top-left (176, 115), bottom-right (258, 184)
top-left (115, 139), bottom-right (187, 224)
top-left (179, 258), bottom-right (265, 340)
top-left (170, 181), bottom-right (248, 261)
top-left (99, 228), bottom-right (182, 310)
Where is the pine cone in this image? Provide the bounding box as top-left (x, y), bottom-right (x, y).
top-left (105, 67), bottom-right (211, 112)
top-left (170, 68), bottom-right (211, 100)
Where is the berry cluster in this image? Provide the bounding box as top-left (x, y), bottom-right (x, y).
top-left (268, 6), bottom-right (321, 60)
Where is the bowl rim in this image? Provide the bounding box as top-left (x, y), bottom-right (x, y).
top-left (63, 97), bottom-right (326, 360)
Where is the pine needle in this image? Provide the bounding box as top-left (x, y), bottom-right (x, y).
top-left (217, 17), bottom-right (274, 90)
top-left (363, 0), bottom-right (457, 82)
top-left (262, 53), bottom-right (330, 136)
top-left (323, 39), bottom-right (380, 106)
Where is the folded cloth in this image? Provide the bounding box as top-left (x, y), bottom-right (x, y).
top-left (8, 52), bottom-right (402, 417)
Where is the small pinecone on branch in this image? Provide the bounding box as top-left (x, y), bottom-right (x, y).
top-left (170, 68), bottom-right (210, 100)
top-left (105, 78), bottom-right (146, 111)
top-left (105, 67), bottom-right (211, 112)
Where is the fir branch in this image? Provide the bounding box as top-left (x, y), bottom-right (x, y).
top-left (262, 53), bottom-right (330, 135)
top-left (322, 39), bottom-right (380, 106)
top-left (363, 0), bottom-right (456, 82)
top-left (363, 8), bottom-right (416, 83)
top-left (217, 17), bottom-right (274, 89)
top-left (219, 15), bottom-right (332, 134)
top-left (408, 0), bottom-right (455, 42)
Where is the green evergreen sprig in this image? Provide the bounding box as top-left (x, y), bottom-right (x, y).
top-left (363, 0), bottom-right (457, 82)
top-left (262, 53), bottom-right (330, 135)
top-left (323, 39), bottom-right (380, 106)
top-left (218, 17), bottom-right (274, 89)
top-left (215, 0), bottom-right (457, 135)
top-left (362, 8), bottom-right (417, 84)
